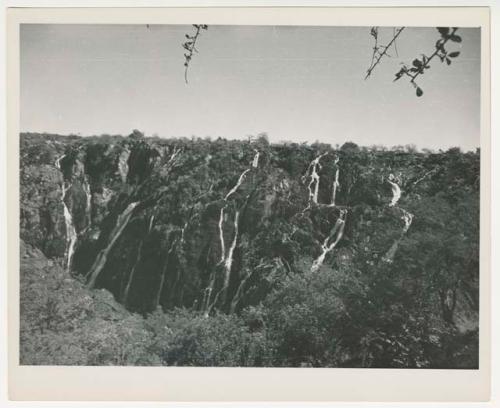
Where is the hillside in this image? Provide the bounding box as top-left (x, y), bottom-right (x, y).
top-left (19, 132), bottom-right (480, 367)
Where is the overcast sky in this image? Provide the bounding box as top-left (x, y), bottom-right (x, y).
top-left (20, 24), bottom-right (480, 151)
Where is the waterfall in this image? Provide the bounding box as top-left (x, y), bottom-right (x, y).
top-left (223, 210), bottom-right (240, 287)
top-left (83, 174), bottom-right (92, 228)
top-left (180, 222), bottom-right (187, 245)
top-left (225, 169), bottom-right (250, 200)
top-left (401, 209), bottom-right (413, 233)
top-left (311, 209), bottom-right (347, 272)
top-left (331, 157), bottom-right (340, 206)
top-left (86, 201), bottom-right (139, 288)
top-left (61, 182), bottom-right (78, 271)
top-left (117, 147), bottom-right (130, 183)
top-left (205, 150), bottom-right (259, 315)
top-left (218, 150), bottom-right (259, 258)
top-left (383, 174), bottom-right (414, 263)
top-left (382, 209), bottom-right (414, 263)
top-left (304, 153), bottom-right (328, 205)
top-left (303, 154), bottom-right (347, 271)
top-left (252, 149), bottom-right (260, 168)
top-left (202, 277), bottom-right (216, 318)
top-left (55, 155), bottom-right (78, 271)
top-left (388, 174), bottom-right (402, 207)
top-left (218, 207), bottom-right (226, 262)
top-left (55, 154), bottom-right (64, 170)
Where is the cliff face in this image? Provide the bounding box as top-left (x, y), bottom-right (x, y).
top-left (20, 133), bottom-right (480, 366)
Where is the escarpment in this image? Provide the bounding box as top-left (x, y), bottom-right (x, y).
top-left (20, 133), bottom-right (480, 341)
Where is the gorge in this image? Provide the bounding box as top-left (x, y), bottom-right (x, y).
top-left (19, 132), bottom-right (480, 368)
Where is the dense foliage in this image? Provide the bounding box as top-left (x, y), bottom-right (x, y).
top-left (20, 132), bottom-right (479, 367)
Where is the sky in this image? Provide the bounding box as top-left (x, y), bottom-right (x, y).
top-left (20, 24), bottom-right (480, 151)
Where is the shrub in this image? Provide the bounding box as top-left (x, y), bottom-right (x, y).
top-left (261, 269), bottom-right (348, 367)
top-left (146, 308), bottom-right (272, 366)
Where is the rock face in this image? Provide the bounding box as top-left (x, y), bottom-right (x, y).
top-left (21, 163), bottom-right (67, 257)
top-left (20, 133), bottom-right (480, 344)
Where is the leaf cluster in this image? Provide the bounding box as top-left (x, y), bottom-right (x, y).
top-left (393, 27), bottom-right (462, 97)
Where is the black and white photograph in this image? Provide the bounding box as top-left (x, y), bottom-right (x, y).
top-left (18, 20), bottom-right (482, 371)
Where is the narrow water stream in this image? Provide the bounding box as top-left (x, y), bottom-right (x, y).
top-left (55, 155), bottom-right (78, 271)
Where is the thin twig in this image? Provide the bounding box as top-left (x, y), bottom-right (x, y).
top-left (368, 27), bottom-right (379, 71)
top-left (183, 24), bottom-right (208, 84)
top-left (393, 27), bottom-right (399, 57)
top-left (365, 27), bottom-right (406, 79)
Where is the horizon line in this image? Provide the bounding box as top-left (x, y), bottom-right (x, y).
top-left (20, 130), bottom-right (480, 153)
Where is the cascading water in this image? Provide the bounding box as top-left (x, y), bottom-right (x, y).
top-left (205, 149), bottom-right (259, 316)
top-left (82, 174), bottom-right (92, 228)
top-left (225, 169), bottom-right (250, 201)
top-left (117, 147), bottom-right (130, 183)
top-left (217, 150), bottom-right (259, 261)
top-left (221, 151), bottom-right (259, 265)
top-left (401, 208), bottom-right (413, 233)
top-left (55, 155), bottom-right (78, 271)
top-left (311, 209), bottom-right (347, 272)
top-left (305, 153), bottom-right (327, 204)
top-left (388, 173), bottom-right (402, 207)
top-left (86, 201), bottom-right (140, 288)
top-left (312, 163), bottom-right (321, 204)
top-left (383, 174), bottom-right (414, 263)
top-left (303, 154), bottom-right (347, 271)
top-left (217, 167), bottom-right (250, 263)
top-left (252, 149), bottom-right (260, 168)
top-left (382, 209), bottom-right (413, 263)
top-left (218, 207), bottom-right (226, 262)
top-left (221, 209), bottom-right (240, 299)
top-left (330, 156), bottom-right (340, 207)
top-left (149, 215), bottom-right (155, 231)
top-left (61, 183), bottom-right (78, 271)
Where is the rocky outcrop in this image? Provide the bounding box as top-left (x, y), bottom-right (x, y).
top-left (20, 163), bottom-right (66, 257)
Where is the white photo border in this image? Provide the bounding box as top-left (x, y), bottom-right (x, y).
top-left (6, 6), bottom-right (491, 402)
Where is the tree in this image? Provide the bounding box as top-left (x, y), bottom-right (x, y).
top-left (340, 141), bottom-right (360, 153)
top-left (128, 129), bottom-right (145, 140)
